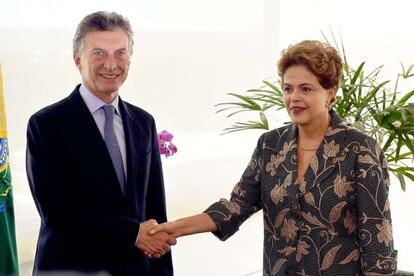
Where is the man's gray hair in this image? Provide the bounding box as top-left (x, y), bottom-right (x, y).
top-left (73, 11), bottom-right (134, 55)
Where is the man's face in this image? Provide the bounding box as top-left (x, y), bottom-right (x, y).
top-left (74, 27), bottom-right (131, 102)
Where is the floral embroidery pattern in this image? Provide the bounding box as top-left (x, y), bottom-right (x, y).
top-left (281, 219), bottom-right (299, 242)
top-left (344, 209), bottom-right (356, 234)
top-left (376, 219), bottom-right (393, 246)
top-left (322, 140), bottom-right (339, 159)
top-left (265, 141), bottom-right (293, 176)
top-left (270, 185), bottom-right (288, 205)
top-left (296, 240), bottom-right (310, 262)
top-left (333, 175), bottom-right (354, 198)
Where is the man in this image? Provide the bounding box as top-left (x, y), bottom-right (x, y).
top-left (26, 11), bottom-right (174, 275)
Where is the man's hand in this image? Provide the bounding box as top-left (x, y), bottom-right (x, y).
top-left (135, 219), bottom-right (177, 258)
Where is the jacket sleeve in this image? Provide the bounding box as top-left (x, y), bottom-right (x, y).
top-left (26, 114), bottom-right (140, 251)
top-left (145, 118), bottom-right (173, 276)
top-left (355, 138), bottom-right (398, 275)
top-left (203, 133), bottom-right (264, 241)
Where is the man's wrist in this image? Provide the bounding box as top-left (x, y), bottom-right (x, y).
top-left (135, 230), bottom-right (140, 247)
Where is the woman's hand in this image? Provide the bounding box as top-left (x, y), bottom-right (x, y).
top-left (149, 221), bottom-right (181, 238)
top-left (149, 213), bottom-right (217, 239)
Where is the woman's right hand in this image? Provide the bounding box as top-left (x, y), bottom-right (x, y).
top-left (149, 213), bottom-right (217, 240)
top-left (149, 221), bottom-right (181, 238)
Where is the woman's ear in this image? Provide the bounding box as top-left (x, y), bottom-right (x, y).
top-left (328, 86), bottom-right (338, 104)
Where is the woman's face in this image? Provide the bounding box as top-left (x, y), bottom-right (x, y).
top-left (282, 64), bottom-right (335, 127)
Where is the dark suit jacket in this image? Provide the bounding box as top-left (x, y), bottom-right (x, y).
top-left (205, 111), bottom-right (397, 275)
top-left (26, 85), bottom-right (173, 276)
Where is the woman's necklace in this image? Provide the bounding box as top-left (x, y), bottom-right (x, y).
top-left (298, 143), bottom-right (319, 151)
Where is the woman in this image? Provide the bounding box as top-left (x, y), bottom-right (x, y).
top-left (150, 40), bottom-right (398, 275)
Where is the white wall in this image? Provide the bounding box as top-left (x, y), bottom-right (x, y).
top-left (1, 0), bottom-right (413, 274)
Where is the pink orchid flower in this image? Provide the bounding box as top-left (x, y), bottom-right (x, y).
top-left (157, 130), bottom-right (177, 158)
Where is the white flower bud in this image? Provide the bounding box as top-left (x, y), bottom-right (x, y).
top-left (392, 121), bottom-right (402, 128)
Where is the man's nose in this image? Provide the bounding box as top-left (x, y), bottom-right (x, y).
top-left (103, 56), bottom-right (117, 70)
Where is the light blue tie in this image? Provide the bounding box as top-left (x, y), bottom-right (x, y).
top-left (102, 105), bottom-right (126, 195)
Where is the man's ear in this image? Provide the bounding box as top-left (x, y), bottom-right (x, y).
top-left (73, 52), bottom-right (81, 69)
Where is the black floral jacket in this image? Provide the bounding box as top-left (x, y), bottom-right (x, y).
top-left (205, 112), bottom-right (397, 275)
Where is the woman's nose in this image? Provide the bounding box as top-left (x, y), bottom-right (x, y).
top-left (290, 88), bottom-right (301, 101)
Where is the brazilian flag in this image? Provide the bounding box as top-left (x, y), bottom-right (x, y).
top-left (0, 64), bottom-right (19, 276)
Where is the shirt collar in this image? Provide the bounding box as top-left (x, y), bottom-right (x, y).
top-left (79, 84), bottom-right (121, 115)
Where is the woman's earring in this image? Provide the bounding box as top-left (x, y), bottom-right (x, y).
top-left (325, 101), bottom-right (330, 108)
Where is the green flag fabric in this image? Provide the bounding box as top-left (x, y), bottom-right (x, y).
top-left (0, 64), bottom-right (19, 276)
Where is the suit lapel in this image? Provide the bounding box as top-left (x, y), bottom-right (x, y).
top-left (118, 100), bottom-right (139, 193)
top-left (118, 99), bottom-right (152, 216)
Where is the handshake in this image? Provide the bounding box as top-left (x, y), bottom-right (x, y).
top-left (135, 219), bottom-right (178, 259)
top-left (134, 214), bottom-right (217, 258)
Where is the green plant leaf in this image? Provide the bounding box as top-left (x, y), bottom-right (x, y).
top-left (396, 172), bottom-right (407, 191)
top-left (262, 81), bottom-right (283, 95)
top-left (226, 93), bottom-right (261, 109)
top-left (397, 90), bottom-right (414, 105)
top-left (259, 112), bottom-right (269, 129)
top-left (351, 62), bottom-right (365, 85)
top-left (401, 63), bottom-right (414, 79)
top-left (387, 151), bottom-right (412, 162)
top-left (355, 81), bottom-right (390, 121)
